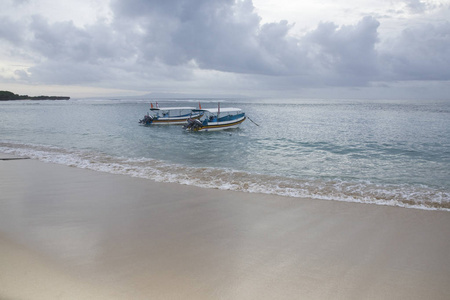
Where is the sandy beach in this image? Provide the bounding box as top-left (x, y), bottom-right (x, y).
top-left (1, 153), bottom-right (450, 299)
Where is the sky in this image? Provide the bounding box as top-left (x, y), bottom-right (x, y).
top-left (1, 0), bottom-right (450, 99)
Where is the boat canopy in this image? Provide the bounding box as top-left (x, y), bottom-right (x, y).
top-left (192, 108), bottom-right (242, 114)
top-left (150, 107), bottom-right (196, 111)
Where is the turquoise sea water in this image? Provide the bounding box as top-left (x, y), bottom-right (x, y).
top-left (1, 98), bottom-right (449, 210)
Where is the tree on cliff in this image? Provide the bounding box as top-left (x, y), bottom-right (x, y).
top-left (0, 91), bottom-right (69, 101)
top-left (0, 91), bottom-right (26, 100)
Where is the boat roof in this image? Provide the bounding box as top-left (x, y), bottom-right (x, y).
top-left (192, 107), bottom-right (242, 114)
top-left (150, 107), bottom-right (196, 111)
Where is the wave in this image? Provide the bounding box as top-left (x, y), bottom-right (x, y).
top-left (1, 142), bottom-right (449, 211)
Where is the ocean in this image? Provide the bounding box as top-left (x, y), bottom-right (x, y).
top-left (1, 98), bottom-right (449, 211)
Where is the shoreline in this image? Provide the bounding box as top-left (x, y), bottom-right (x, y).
top-left (1, 153), bottom-right (450, 299)
top-left (1, 144), bottom-right (447, 212)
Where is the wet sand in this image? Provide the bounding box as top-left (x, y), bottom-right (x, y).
top-left (1, 153), bottom-right (450, 299)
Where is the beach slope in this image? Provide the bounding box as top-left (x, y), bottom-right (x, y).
top-left (1, 154), bottom-right (449, 299)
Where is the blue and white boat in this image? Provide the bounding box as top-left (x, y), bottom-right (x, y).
top-left (184, 106), bottom-right (246, 131)
top-left (139, 104), bottom-right (203, 125)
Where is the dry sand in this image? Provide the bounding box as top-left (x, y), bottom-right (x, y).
top-left (1, 153), bottom-right (450, 299)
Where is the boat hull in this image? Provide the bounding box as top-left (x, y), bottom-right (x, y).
top-left (193, 116), bottom-right (246, 131)
top-left (150, 117), bottom-right (196, 125)
top-left (141, 114), bottom-right (202, 125)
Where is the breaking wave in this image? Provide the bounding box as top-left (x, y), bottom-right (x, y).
top-left (1, 142), bottom-right (449, 211)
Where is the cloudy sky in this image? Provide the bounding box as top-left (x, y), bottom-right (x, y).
top-left (1, 0), bottom-right (449, 99)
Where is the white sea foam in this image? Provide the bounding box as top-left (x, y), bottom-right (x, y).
top-left (1, 142), bottom-right (449, 211)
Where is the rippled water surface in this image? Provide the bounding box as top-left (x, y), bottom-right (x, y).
top-left (1, 98), bottom-right (449, 210)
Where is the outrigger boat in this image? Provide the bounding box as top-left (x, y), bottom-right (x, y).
top-left (184, 105), bottom-right (246, 131)
top-left (139, 103), bottom-right (203, 125)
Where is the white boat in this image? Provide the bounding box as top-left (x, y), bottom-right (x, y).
top-left (184, 106), bottom-right (246, 131)
top-left (139, 104), bottom-right (203, 125)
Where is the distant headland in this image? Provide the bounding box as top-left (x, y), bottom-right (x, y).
top-left (0, 90), bottom-right (70, 101)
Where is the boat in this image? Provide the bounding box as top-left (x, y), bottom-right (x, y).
top-left (139, 104), bottom-right (203, 125)
top-left (184, 105), bottom-right (246, 131)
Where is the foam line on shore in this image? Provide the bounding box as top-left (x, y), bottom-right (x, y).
top-left (1, 143), bottom-right (449, 211)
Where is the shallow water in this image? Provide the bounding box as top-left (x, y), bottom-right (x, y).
top-left (1, 98), bottom-right (449, 210)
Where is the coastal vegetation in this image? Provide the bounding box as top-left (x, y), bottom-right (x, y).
top-left (0, 90), bottom-right (70, 101)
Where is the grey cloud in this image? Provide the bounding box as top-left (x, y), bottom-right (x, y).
top-left (13, 0), bottom-right (30, 4)
top-left (0, 17), bottom-right (26, 45)
top-left (111, 0), bottom-right (309, 77)
top-left (112, 0), bottom-right (234, 20)
top-left (405, 0), bottom-right (428, 14)
top-left (30, 16), bottom-right (131, 63)
top-left (3, 0), bottom-right (450, 92)
top-left (30, 16), bottom-right (90, 61)
top-left (380, 22), bottom-right (450, 80)
top-left (171, 0), bottom-right (269, 74)
top-left (20, 15), bottom-right (139, 84)
top-left (27, 60), bottom-right (111, 84)
top-left (110, 0), bottom-right (383, 83)
top-left (303, 16), bottom-right (381, 85)
top-left (124, 0), bottom-right (273, 74)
